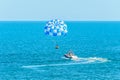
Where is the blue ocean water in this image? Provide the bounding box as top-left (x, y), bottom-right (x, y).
top-left (0, 21), bottom-right (120, 80)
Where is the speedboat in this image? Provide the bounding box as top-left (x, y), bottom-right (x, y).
top-left (64, 53), bottom-right (79, 60)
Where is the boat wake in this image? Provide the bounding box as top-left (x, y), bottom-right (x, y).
top-left (63, 57), bottom-right (109, 62)
top-left (22, 57), bottom-right (110, 69)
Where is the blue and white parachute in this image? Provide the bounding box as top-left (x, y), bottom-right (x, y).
top-left (44, 19), bottom-right (68, 36)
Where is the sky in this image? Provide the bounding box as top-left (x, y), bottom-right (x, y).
top-left (0, 0), bottom-right (120, 21)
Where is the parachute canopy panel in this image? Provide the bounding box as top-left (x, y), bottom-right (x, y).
top-left (44, 19), bottom-right (68, 36)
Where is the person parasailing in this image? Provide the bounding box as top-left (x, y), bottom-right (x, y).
top-left (44, 19), bottom-right (68, 49)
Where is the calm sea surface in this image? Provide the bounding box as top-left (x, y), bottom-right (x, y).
top-left (0, 21), bottom-right (120, 80)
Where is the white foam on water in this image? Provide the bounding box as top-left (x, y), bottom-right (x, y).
top-left (22, 63), bottom-right (84, 69)
top-left (62, 56), bottom-right (109, 62)
top-left (78, 57), bottom-right (109, 62)
top-left (22, 57), bottom-right (110, 69)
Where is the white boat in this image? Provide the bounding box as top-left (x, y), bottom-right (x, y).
top-left (64, 53), bottom-right (79, 60)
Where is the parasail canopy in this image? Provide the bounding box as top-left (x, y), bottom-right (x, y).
top-left (44, 19), bottom-right (68, 36)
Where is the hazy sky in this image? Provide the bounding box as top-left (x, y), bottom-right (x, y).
top-left (0, 0), bottom-right (120, 21)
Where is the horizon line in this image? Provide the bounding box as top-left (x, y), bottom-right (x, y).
top-left (0, 19), bottom-right (120, 22)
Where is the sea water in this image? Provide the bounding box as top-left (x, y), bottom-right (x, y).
top-left (0, 21), bottom-right (120, 80)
